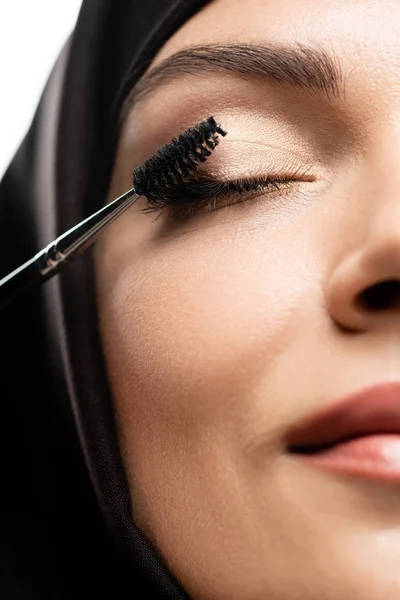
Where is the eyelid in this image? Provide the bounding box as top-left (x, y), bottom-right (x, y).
top-left (198, 149), bottom-right (319, 183)
top-left (192, 161), bottom-right (317, 186)
top-left (142, 164), bottom-right (317, 217)
top-left (218, 137), bottom-right (318, 163)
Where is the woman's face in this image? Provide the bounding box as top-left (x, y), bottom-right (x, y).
top-left (95, 1), bottom-right (400, 598)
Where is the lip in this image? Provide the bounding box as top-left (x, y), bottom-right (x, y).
top-left (286, 382), bottom-right (400, 482)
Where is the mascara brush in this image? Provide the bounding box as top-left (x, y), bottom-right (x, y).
top-left (0, 116), bottom-right (227, 311)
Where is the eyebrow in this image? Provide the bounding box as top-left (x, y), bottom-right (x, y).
top-left (121, 42), bottom-right (344, 119)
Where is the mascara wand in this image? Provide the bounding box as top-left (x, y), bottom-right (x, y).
top-left (0, 116), bottom-right (227, 312)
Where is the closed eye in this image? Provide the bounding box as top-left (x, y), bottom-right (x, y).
top-left (142, 171), bottom-right (315, 218)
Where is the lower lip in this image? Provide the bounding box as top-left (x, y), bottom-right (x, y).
top-left (294, 434), bottom-right (400, 483)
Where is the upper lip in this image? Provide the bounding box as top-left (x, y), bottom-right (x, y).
top-left (286, 382), bottom-right (400, 453)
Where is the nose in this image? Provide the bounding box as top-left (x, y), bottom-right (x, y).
top-left (327, 200), bottom-right (400, 332)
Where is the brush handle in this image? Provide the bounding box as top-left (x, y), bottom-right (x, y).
top-left (0, 252), bottom-right (51, 311)
top-left (0, 188), bottom-right (140, 312)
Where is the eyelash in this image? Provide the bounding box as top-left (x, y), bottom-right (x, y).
top-left (141, 172), bottom-right (310, 218)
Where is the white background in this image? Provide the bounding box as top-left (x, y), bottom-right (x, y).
top-left (0, 1), bottom-right (83, 179)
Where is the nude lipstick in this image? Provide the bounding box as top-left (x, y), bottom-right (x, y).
top-left (286, 382), bottom-right (400, 483)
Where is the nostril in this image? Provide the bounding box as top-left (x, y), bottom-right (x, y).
top-left (356, 280), bottom-right (400, 311)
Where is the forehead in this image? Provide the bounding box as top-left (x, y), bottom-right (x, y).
top-left (118, 0), bottom-right (400, 173)
top-left (152, 0), bottom-right (400, 89)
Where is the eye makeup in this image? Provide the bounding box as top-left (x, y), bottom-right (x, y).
top-left (141, 168), bottom-right (316, 218)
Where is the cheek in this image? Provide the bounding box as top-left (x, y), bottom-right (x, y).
top-left (95, 217), bottom-right (326, 597)
top-left (97, 219), bottom-right (320, 450)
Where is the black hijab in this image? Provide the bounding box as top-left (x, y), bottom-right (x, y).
top-left (0, 1), bottom-right (210, 597)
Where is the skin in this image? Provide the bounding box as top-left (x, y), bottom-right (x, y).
top-left (94, 1), bottom-right (400, 598)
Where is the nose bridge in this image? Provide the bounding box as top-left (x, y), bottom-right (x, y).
top-left (326, 125), bottom-right (400, 332)
top-left (363, 125), bottom-right (400, 251)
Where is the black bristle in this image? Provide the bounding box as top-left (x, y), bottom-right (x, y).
top-left (132, 116), bottom-right (227, 203)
